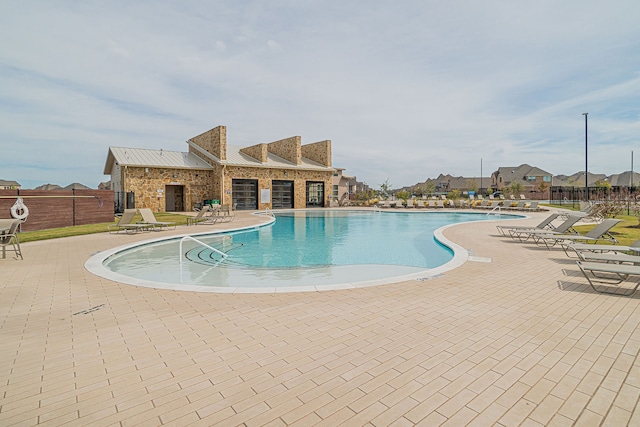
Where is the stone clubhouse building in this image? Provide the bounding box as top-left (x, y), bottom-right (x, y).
top-left (104, 125), bottom-right (335, 212)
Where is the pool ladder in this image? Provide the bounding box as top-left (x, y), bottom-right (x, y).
top-left (179, 236), bottom-right (227, 267)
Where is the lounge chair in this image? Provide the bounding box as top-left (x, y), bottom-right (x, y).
top-left (415, 200), bottom-right (426, 208)
top-left (108, 209), bottom-right (152, 234)
top-left (534, 218), bottom-right (621, 250)
top-left (435, 200), bottom-right (445, 208)
top-left (0, 219), bottom-right (23, 260)
top-left (562, 238), bottom-right (640, 258)
top-left (523, 201), bottom-right (539, 211)
top-left (509, 215), bottom-right (582, 242)
top-left (405, 199), bottom-right (415, 208)
top-left (187, 205), bottom-right (214, 225)
top-left (576, 261), bottom-right (640, 296)
top-left (496, 213), bottom-right (559, 236)
top-left (138, 208), bottom-right (176, 230)
top-left (215, 204), bottom-right (236, 222)
top-left (576, 251), bottom-right (640, 265)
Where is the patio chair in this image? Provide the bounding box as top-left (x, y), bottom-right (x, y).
top-left (405, 199), bottom-right (415, 208)
top-left (496, 213), bottom-right (559, 236)
top-left (215, 204), bottom-right (236, 222)
top-left (576, 250), bottom-right (640, 265)
top-left (534, 218), bottom-right (621, 250)
top-left (108, 209), bottom-right (152, 234)
top-left (1, 219), bottom-right (23, 260)
top-left (187, 205), bottom-right (213, 226)
top-left (509, 215), bottom-right (582, 242)
top-left (415, 200), bottom-right (426, 208)
top-left (138, 208), bottom-right (176, 230)
top-left (576, 261), bottom-right (640, 296)
top-left (523, 201), bottom-right (539, 211)
top-left (562, 238), bottom-right (640, 258)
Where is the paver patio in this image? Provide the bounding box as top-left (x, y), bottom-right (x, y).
top-left (1, 209), bottom-right (639, 426)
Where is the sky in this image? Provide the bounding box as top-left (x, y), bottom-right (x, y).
top-left (1, 1), bottom-right (639, 190)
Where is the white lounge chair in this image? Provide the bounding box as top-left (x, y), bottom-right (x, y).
top-left (139, 208), bottom-right (176, 230)
top-left (509, 215), bottom-right (582, 242)
top-left (108, 209), bottom-right (152, 234)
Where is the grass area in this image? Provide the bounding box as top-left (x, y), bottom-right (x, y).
top-left (572, 214), bottom-right (640, 246)
top-left (18, 212), bottom-right (191, 243)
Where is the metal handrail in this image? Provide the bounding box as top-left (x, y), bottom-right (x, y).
top-left (264, 207), bottom-right (275, 217)
top-left (486, 205), bottom-right (501, 216)
top-left (179, 235), bottom-right (227, 267)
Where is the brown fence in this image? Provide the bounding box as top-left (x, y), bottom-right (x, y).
top-left (0, 190), bottom-right (115, 232)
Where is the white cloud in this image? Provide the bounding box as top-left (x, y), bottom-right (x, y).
top-left (1, 0), bottom-right (639, 189)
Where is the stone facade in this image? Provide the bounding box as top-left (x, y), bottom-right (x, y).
top-left (109, 125), bottom-right (335, 212)
top-left (122, 166), bottom-right (213, 212)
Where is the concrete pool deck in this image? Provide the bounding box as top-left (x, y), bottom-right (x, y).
top-left (1, 208), bottom-right (640, 426)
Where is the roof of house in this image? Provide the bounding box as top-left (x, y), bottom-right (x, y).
top-left (495, 164), bottom-right (552, 179)
top-left (104, 147), bottom-right (215, 174)
top-left (0, 179), bottom-right (20, 187)
top-left (34, 183), bottom-right (63, 190)
top-left (189, 143), bottom-right (333, 171)
top-left (606, 171), bottom-right (640, 186)
top-left (64, 182), bottom-right (92, 190)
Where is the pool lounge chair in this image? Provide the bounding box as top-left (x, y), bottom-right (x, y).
top-left (215, 204), bottom-right (237, 222)
top-left (562, 238), bottom-right (640, 258)
top-left (138, 208), bottom-right (176, 230)
top-left (534, 218), bottom-right (621, 250)
top-left (187, 205), bottom-right (214, 225)
top-left (496, 213), bottom-right (559, 236)
top-left (577, 261), bottom-right (640, 296)
top-left (509, 215), bottom-right (582, 242)
top-left (108, 209), bottom-right (152, 234)
top-left (576, 250), bottom-right (640, 265)
top-left (0, 219), bottom-right (23, 260)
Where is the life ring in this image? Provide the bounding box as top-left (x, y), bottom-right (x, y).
top-left (11, 197), bottom-right (29, 220)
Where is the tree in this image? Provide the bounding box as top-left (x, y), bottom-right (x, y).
top-left (379, 179), bottom-right (392, 199)
top-left (508, 181), bottom-right (524, 197)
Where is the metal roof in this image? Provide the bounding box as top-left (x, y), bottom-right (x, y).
top-left (104, 147), bottom-right (214, 173)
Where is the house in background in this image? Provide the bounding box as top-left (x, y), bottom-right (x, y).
top-left (491, 164), bottom-right (553, 193)
top-left (332, 168), bottom-right (357, 206)
top-left (0, 180), bottom-right (21, 190)
top-left (105, 125), bottom-right (335, 212)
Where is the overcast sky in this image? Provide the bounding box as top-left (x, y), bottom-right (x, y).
top-left (2, 1), bottom-right (639, 190)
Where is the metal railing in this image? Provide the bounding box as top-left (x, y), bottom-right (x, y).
top-left (486, 205), bottom-right (501, 216)
top-left (179, 235), bottom-right (227, 267)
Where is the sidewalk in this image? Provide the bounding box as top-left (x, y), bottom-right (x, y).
top-left (1, 210), bottom-right (639, 426)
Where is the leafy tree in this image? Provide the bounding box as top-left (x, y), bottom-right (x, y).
top-left (467, 179), bottom-right (478, 195)
top-left (448, 189), bottom-right (461, 200)
top-left (508, 181), bottom-right (524, 197)
top-left (396, 190), bottom-right (411, 203)
top-left (379, 178), bottom-right (392, 199)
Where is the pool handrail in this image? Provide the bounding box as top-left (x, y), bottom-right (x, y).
top-left (179, 235), bottom-right (227, 267)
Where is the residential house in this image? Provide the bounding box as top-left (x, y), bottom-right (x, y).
top-left (491, 164), bottom-right (553, 194)
top-left (0, 180), bottom-right (21, 190)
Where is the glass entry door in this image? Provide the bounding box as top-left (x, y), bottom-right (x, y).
top-left (232, 179), bottom-right (258, 210)
top-left (272, 180), bottom-right (294, 209)
top-left (306, 182), bottom-right (324, 207)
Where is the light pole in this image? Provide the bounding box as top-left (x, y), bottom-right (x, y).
top-left (480, 158), bottom-right (483, 196)
top-left (582, 113), bottom-right (588, 201)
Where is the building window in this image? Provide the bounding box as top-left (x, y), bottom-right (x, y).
top-left (526, 176), bottom-right (537, 181)
top-left (333, 185), bottom-right (338, 197)
top-left (543, 176), bottom-right (552, 182)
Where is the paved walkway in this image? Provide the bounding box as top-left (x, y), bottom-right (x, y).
top-left (1, 209), bottom-right (639, 426)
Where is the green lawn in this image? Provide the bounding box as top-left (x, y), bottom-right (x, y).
top-left (18, 212), bottom-right (191, 243)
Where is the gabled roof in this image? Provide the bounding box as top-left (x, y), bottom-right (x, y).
top-left (188, 143), bottom-right (332, 171)
top-left (64, 182), bottom-right (91, 190)
top-left (495, 164), bottom-right (552, 179)
top-left (606, 171), bottom-right (640, 186)
top-left (34, 183), bottom-right (63, 190)
top-left (0, 179), bottom-right (20, 187)
top-left (104, 147), bottom-right (214, 174)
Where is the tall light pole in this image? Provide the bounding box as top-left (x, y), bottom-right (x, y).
top-left (480, 158), bottom-right (483, 196)
top-left (582, 112), bottom-right (588, 201)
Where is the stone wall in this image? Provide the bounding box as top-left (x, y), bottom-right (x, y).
top-left (190, 125), bottom-right (226, 161)
top-left (267, 136), bottom-right (301, 165)
top-left (301, 140), bottom-right (332, 167)
top-left (240, 144), bottom-right (268, 163)
top-left (123, 166), bottom-right (214, 212)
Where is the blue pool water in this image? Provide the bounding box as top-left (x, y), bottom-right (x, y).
top-left (88, 210), bottom-right (518, 292)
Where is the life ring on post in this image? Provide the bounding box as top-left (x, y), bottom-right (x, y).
top-left (10, 197), bottom-right (29, 220)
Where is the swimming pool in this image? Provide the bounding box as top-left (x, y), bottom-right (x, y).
top-left (85, 210), bottom-right (520, 292)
